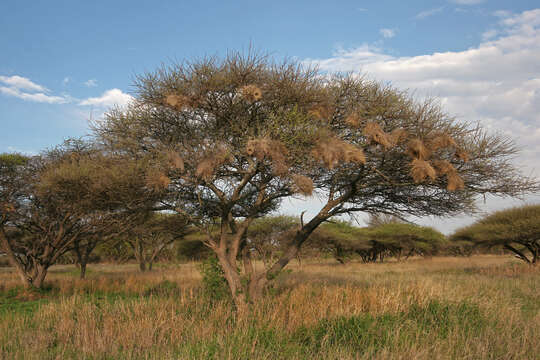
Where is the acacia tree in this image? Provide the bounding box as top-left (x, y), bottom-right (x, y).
top-left (0, 141), bottom-right (163, 287)
top-left (0, 153), bottom-right (31, 284)
top-left (125, 212), bottom-right (191, 271)
top-left (366, 223), bottom-right (446, 261)
top-left (451, 204), bottom-right (540, 265)
top-left (94, 52), bottom-right (537, 308)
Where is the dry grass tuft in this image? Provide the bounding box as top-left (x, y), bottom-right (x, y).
top-left (291, 174), bottom-right (314, 196)
top-left (311, 136), bottom-right (366, 169)
top-left (407, 138), bottom-right (431, 160)
top-left (246, 138), bottom-right (289, 176)
top-left (239, 85), bottom-right (262, 102)
top-left (447, 172), bottom-right (465, 191)
top-left (410, 159), bottom-right (436, 183)
top-left (363, 122), bottom-right (392, 149)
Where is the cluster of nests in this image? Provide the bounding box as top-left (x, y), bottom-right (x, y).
top-left (360, 122), bottom-right (468, 191)
top-left (161, 89), bottom-right (468, 193)
top-left (163, 84), bottom-right (263, 111)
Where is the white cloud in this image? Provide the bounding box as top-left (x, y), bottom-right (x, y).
top-left (84, 79), bottom-right (98, 87)
top-left (380, 28), bottom-right (396, 39)
top-left (0, 85), bottom-right (69, 104)
top-left (63, 77), bottom-right (70, 85)
top-left (481, 29), bottom-right (498, 40)
top-left (450, 0), bottom-right (485, 5)
top-left (0, 75), bottom-right (71, 103)
top-left (415, 7), bottom-right (445, 19)
top-left (0, 75), bottom-right (48, 92)
top-left (79, 88), bottom-right (133, 108)
top-left (303, 9), bottom-right (540, 233)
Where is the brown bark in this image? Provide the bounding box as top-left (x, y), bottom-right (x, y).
top-left (0, 229), bottom-right (33, 287)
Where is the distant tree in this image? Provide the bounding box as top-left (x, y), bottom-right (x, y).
top-left (367, 223), bottom-right (446, 261)
top-left (0, 153), bottom-right (31, 284)
top-left (0, 140), bottom-right (163, 288)
top-left (366, 213), bottom-right (405, 228)
top-left (246, 215), bottom-right (299, 267)
top-left (309, 221), bottom-right (370, 264)
top-left (94, 52), bottom-right (537, 308)
top-left (451, 204), bottom-right (540, 265)
top-left (125, 212), bottom-right (192, 271)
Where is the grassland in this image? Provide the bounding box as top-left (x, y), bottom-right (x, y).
top-left (0, 255), bottom-right (539, 359)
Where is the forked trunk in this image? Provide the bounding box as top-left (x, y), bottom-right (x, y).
top-left (31, 264), bottom-right (48, 289)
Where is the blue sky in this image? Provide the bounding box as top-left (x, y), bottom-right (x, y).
top-left (1, 0), bottom-right (539, 232)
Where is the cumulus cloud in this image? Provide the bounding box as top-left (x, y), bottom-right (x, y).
top-left (0, 75), bottom-right (69, 104)
top-left (379, 28), bottom-right (396, 38)
top-left (84, 79), bottom-right (98, 87)
top-left (415, 7), bottom-right (445, 19)
top-left (0, 86), bottom-right (69, 104)
top-left (302, 9), bottom-right (540, 232)
top-left (0, 75), bottom-right (48, 92)
top-left (79, 88), bottom-right (133, 108)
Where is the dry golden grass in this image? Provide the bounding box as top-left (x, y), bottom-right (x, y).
top-left (0, 256), bottom-right (538, 359)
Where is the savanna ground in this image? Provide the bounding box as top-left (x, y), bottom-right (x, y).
top-left (0, 255), bottom-right (539, 359)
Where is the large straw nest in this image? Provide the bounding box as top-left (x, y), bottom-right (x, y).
top-left (145, 168), bottom-right (171, 191)
top-left (308, 104), bottom-right (334, 121)
top-left (246, 138), bottom-right (289, 176)
top-left (164, 94), bottom-right (193, 111)
top-left (428, 134), bottom-right (457, 151)
top-left (431, 160), bottom-right (465, 191)
top-left (195, 145), bottom-right (232, 181)
top-left (455, 148), bottom-right (470, 162)
top-left (166, 150), bottom-right (184, 172)
top-left (292, 174), bottom-right (314, 196)
top-left (363, 122), bottom-right (392, 149)
top-left (407, 138), bottom-right (430, 160)
top-left (239, 85), bottom-right (263, 102)
top-left (389, 128), bottom-right (408, 146)
top-left (410, 159), bottom-right (436, 183)
top-left (447, 172), bottom-right (465, 191)
top-left (432, 159), bottom-right (456, 176)
top-left (311, 136), bottom-right (366, 169)
top-left (345, 113), bottom-right (361, 127)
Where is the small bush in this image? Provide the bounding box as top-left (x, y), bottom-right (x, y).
top-left (198, 256), bottom-right (229, 301)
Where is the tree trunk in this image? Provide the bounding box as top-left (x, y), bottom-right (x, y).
top-left (139, 260), bottom-right (147, 272)
top-left (216, 250), bottom-right (247, 310)
top-left (79, 261), bottom-right (87, 279)
top-left (0, 229), bottom-right (33, 287)
top-left (505, 244), bottom-right (531, 264)
top-left (31, 264), bottom-right (48, 289)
